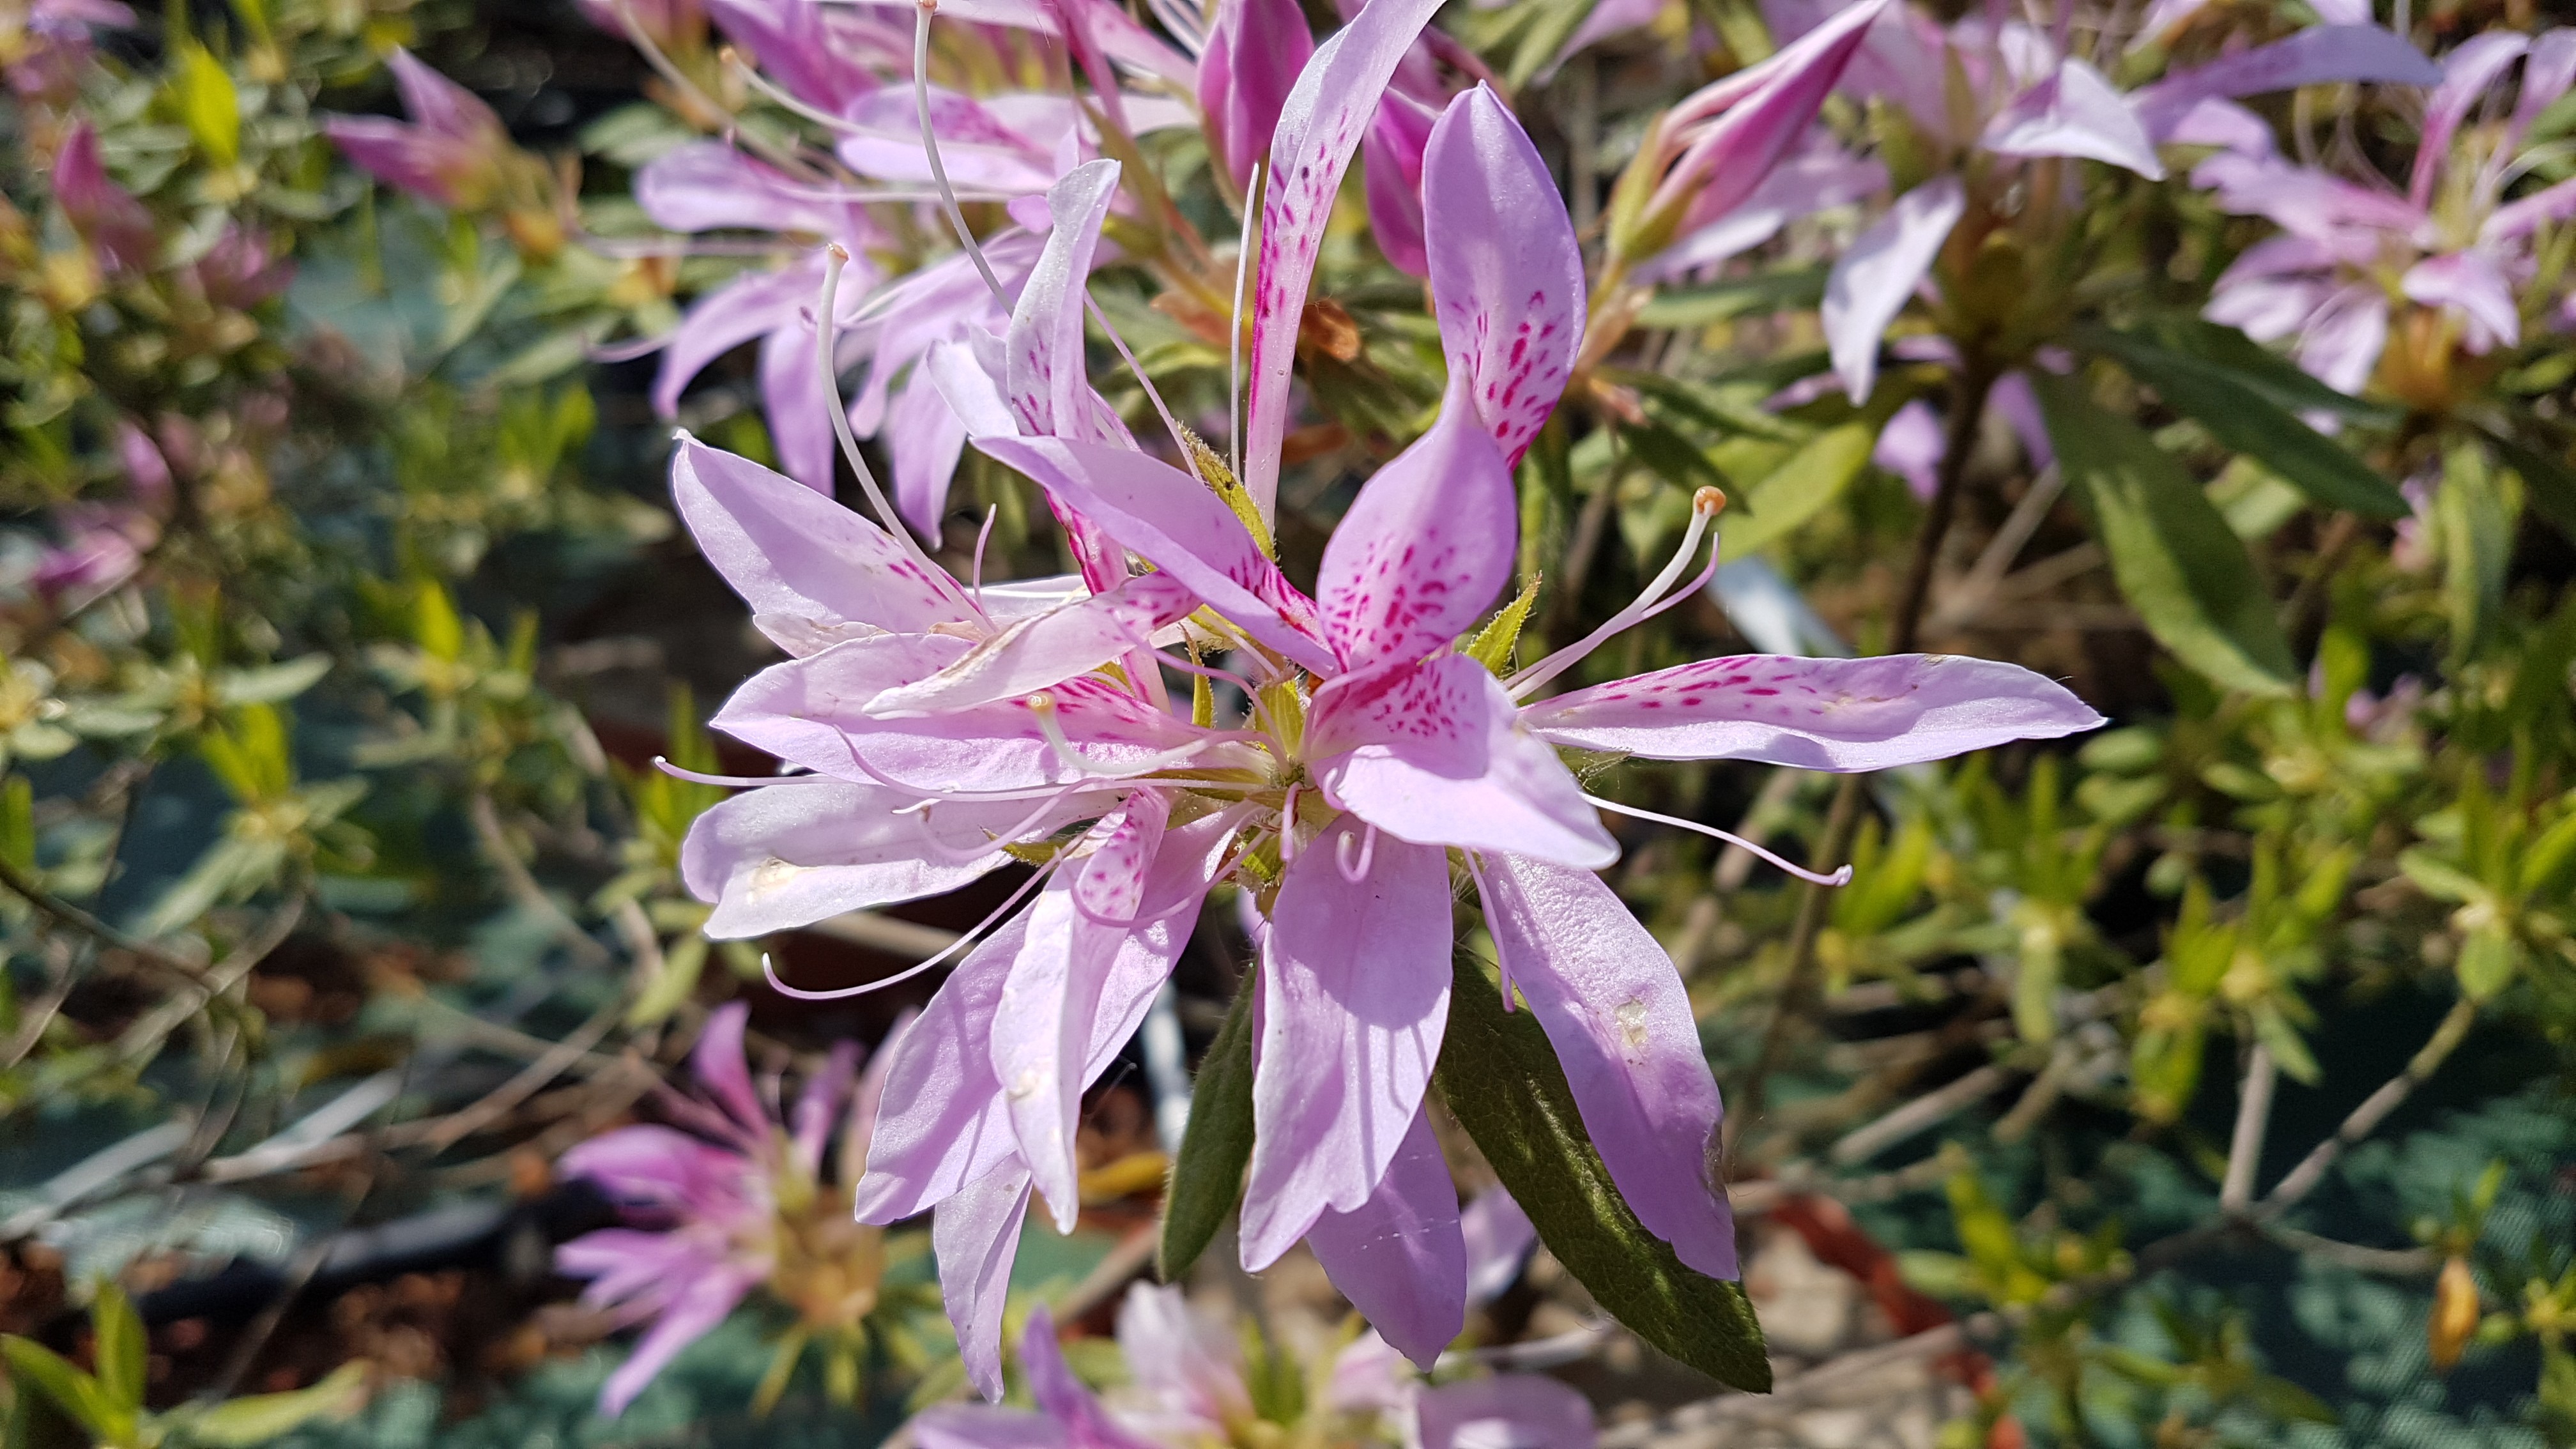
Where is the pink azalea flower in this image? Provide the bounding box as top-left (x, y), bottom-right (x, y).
top-left (5, 0), bottom-right (132, 102)
top-left (555, 1002), bottom-right (905, 1416)
top-left (1752, 1), bottom-right (2437, 401)
top-left (51, 122), bottom-right (155, 273)
top-left (662, 23), bottom-right (2100, 1388)
top-left (2191, 28), bottom-right (2576, 401)
top-left (908, 1282), bottom-right (1591, 1448)
top-left (321, 49), bottom-right (516, 210)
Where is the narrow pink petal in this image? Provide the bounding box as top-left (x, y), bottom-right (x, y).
top-left (1021, 1307), bottom-right (1163, 1446)
top-left (671, 435), bottom-right (974, 647)
top-left (1822, 174), bottom-right (1964, 403)
top-left (2402, 249), bottom-right (2520, 353)
top-left (1312, 405), bottom-right (1515, 672)
top-left (1982, 57), bottom-right (2164, 178)
top-left (1460, 1185), bottom-right (1536, 1306)
top-left (1414, 1375), bottom-right (1597, 1449)
top-left (558, 1126), bottom-right (748, 1208)
top-left (842, 1007), bottom-right (915, 1171)
top-left (707, 0), bottom-right (875, 114)
top-left (597, 1266), bottom-right (762, 1417)
top-left (910, 1405), bottom-right (1069, 1449)
top-left (679, 781), bottom-right (1067, 939)
top-left (1307, 1105), bottom-right (1466, 1369)
top-left (1523, 653), bottom-right (2104, 770)
top-left (712, 636), bottom-right (1223, 792)
top-left (1311, 656), bottom-right (1616, 868)
top-left (2511, 29), bottom-right (2576, 142)
top-left (1422, 85), bottom-right (1584, 468)
top-left (387, 47), bottom-right (503, 144)
top-left (1241, 821), bottom-right (1452, 1270)
top-left (862, 573), bottom-right (1198, 717)
top-left (2295, 284), bottom-right (2389, 396)
top-left (2414, 31), bottom-right (2531, 209)
top-left (855, 813), bottom-right (1236, 1225)
top-left (990, 795), bottom-right (1176, 1229)
top-left (649, 261), bottom-right (820, 419)
top-left (1199, 0), bottom-right (1315, 190)
top-left (691, 1001), bottom-right (768, 1139)
top-left (1007, 160), bottom-right (1124, 441)
top-left (1480, 853), bottom-right (1736, 1280)
top-left (1651, 0), bottom-right (1887, 234)
top-left (2135, 26), bottom-right (2437, 139)
top-left (2485, 175), bottom-right (2576, 243)
top-left (888, 359), bottom-right (973, 537)
top-left (1362, 91), bottom-right (1438, 279)
top-left (636, 141), bottom-right (872, 240)
top-left (791, 1041), bottom-right (861, 1176)
top-left (1240, 0), bottom-right (1451, 518)
top-left (973, 437), bottom-right (1340, 674)
top-left (935, 1160), bottom-right (1034, 1401)
top-left (854, 911), bottom-right (1038, 1223)
top-left (759, 316), bottom-right (842, 493)
top-left (925, 335), bottom-right (1021, 441)
top-left (1114, 1285), bottom-right (1253, 1431)
top-left (1873, 399), bottom-right (1944, 501)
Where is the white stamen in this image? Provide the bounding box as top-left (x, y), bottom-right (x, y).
top-left (1086, 293), bottom-right (1197, 467)
top-left (1229, 158), bottom-right (1262, 484)
top-left (1583, 793), bottom-right (1852, 887)
top-left (1278, 783), bottom-right (1301, 863)
top-left (1510, 486), bottom-right (1726, 700)
top-left (1460, 851), bottom-right (1518, 1011)
top-left (915, 0), bottom-right (1011, 307)
top-left (1335, 823), bottom-right (1378, 882)
top-left (761, 856), bottom-right (1061, 999)
top-left (1023, 693), bottom-right (1208, 779)
top-left (909, 781), bottom-right (1089, 862)
top-left (654, 756), bottom-right (841, 787)
top-left (970, 505), bottom-right (999, 603)
top-left (816, 247), bottom-right (953, 590)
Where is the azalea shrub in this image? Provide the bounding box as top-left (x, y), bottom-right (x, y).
top-left (3, 0), bottom-right (2576, 1446)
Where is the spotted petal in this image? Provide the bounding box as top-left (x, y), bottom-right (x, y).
top-left (1305, 1105), bottom-right (1466, 1369)
top-left (1312, 655), bottom-right (1616, 869)
top-left (1420, 86), bottom-right (1584, 468)
top-left (1480, 853), bottom-right (1736, 1280)
top-left (1240, 0), bottom-right (1452, 518)
top-left (1007, 160), bottom-right (1123, 441)
top-left (671, 437), bottom-right (973, 648)
top-left (1312, 404), bottom-right (1516, 673)
top-left (864, 572), bottom-right (1199, 717)
top-left (1522, 653), bottom-right (2104, 770)
top-left (1241, 819), bottom-right (1452, 1270)
top-left (975, 437), bottom-right (1340, 674)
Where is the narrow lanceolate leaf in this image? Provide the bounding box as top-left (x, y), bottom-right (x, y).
top-left (2033, 373), bottom-right (2297, 698)
top-left (1719, 421), bottom-right (1876, 560)
top-left (1435, 954), bottom-right (1772, 1392)
top-left (1158, 974), bottom-right (1256, 1282)
top-left (2485, 425), bottom-right (2576, 542)
top-left (2083, 327), bottom-right (2406, 518)
top-left (2119, 314), bottom-right (2399, 427)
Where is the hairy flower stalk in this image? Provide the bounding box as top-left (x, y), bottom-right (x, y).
top-left (662, 12), bottom-right (2104, 1386)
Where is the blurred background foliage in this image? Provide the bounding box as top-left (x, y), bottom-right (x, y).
top-left (3, 0), bottom-right (2575, 1445)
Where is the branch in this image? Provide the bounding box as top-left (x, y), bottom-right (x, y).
top-left (0, 852), bottom-right (218, 992)
top-left (2220, 1043), bottom-right (2276, 1215)
top-left (2258, 998), bottom-right (2475, 1216)
top-left (469, 793), bottom-right (611, 968)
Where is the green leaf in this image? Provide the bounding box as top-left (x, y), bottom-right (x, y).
top-left (0, 776), bottom-right (33, 873)
top-left (1505, 0), bottom-right (1598, 89)
top-left (1467, 576), bottom-right (1543, 674)
top-left (2085, 327), bottom-right (2406, 518)
top-left (92, 1284), bottom-right (146, 1413)
top-left (174, 45), bottom-right (241, 165)
top-left (2032, 373), bottom-right (2297, 696)
top-left (1157, 975), bottom-right (1255, 1282)
top-left (1635, 267), bottom-right (1829, 331)
top-left (627, 931), bottom-right (706, 1027)
top-left (176, 1362), bottom-right (369, 1446)
top-left (1718, 421), bottom-right (1876, 560)
top-left (1436, 954), bottom-right (1771, 1391)
top-left (214, 655), bottom-right (332, 707)
top-left (2485, 424), bottom-right (2576, 541)
top-left (2116, 316), bottom-right (2399, 426)
top-left (1, 1337), bottom-right (125, 1443)
top-left (2456, 922), bottom-right (2517, 1002)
